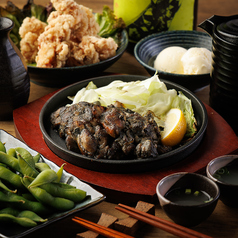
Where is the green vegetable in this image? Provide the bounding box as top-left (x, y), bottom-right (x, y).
top-left (0, 143), bottom-right (87, 227)
top-left (1, 191), bottom-right (50, 215)
top-left (35, 162), bottom-right (51, 172)
top-left (0, 165), bottom-right (25, 190)
top-left (0, 141), bottom-right (6, 153)
top-left (18, 210), bottom-right (47, 222)
top-left (0, 151), bottom-right (20, 171)
top-left (0, 0), bottom-right (54, 48)
top-left (95, 5), bottom-right (126, 44)
top-left (28, 169), bottom-right (58, 188)
top-left (0, 214), bottom-right (37, 227)
top-left (69, 74), bottom-right (197, 139)
top-left (16, 147), bottom-right (39, 177)
top-left (22, 177), bottom-right (75, 211)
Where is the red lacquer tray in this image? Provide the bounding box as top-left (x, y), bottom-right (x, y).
top-left (13, 90), bottom-right (238, 204)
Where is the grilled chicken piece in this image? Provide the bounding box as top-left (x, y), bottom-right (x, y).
top-left (50, 101), bottom-right (171, 160)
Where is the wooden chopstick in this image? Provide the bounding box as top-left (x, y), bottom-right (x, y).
top-left (116, 204), bottom-right (212, 238)
top-left (72, 216), bottom-right (134, 238)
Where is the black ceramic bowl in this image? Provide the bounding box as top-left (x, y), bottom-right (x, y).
top-left (206, 155), bottom-right (238, 207)
top-left (39, 75), bottom-right (208, 173)
top-left (28, 30), bottom-right (128, 87)
top-left (156, 172), bottom-right (220, 227)
top-left (134, 30), bottom-right (212, 91)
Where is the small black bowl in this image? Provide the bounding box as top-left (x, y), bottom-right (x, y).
top-left (156, 172), bottom-right (220, 227)
top-left (28, 30), bottom-right (128, 87)
top-left (207, 155), bottom-right (238, 207)
top-left (134, 30), bottom-right (212, 91)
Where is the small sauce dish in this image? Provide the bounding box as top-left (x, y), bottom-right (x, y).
top-left (156, 172), bottom-right (220, 227)
top-left (206, 154), bottom-right (238, 207)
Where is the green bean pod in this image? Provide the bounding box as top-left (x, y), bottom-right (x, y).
top-left (0, 191), bottom-right (25, 203)
top-left (0, 151), bottom-right (20, 172)
top-left (0, 179), bottom-right (17, 193)
top-left (0, 214), bottom-right (37, 227)
top-left (18, 210), bottom-right (48, 223)
top-left (0, 141), bottom-right (6, 153)
top-left (0, 166), bottom-right (25, 190)
top-left (7, 148), bottom-right (16, 158)
top-left (17, 152), bottom-right (39, 178)
top-left (22, 193), bottom-right (36, 201)
top-left (33, 153), bottom-right (41, 163)
top-left (28, 169), bottom-right (58, 188)
top-left (35, 162), bottom-right (51, 172)
top-left (40, 183), bottom-right (87, 203)
top-left (15, 147), bottom-right (35, 167)
top-left (56, 163), bottom-right (66, 183)
top-left (0, 207), bottom-right (20, 216)
top-left (2, 191), bottom-right (50, 215)
top-left (24, 176), bottom-right (85, 203)
top-left (22, 177), bottom-right (75, 211)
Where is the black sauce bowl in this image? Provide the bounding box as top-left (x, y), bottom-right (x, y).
top-left (207, 155), bottom-right (238, 207)
top-left (156, 172), bottom-right (220, 227)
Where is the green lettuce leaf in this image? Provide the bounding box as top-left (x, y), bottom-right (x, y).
top-left (95, 5), bottom-right (126, 44)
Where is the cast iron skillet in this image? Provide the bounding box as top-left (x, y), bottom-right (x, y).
top-left (39, 75), bottom-right (208, 173)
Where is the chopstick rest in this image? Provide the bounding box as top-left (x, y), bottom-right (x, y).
top-left (73, 216), bottom-right (134, 238)
top-left (116, 203), bottom-right (212, 238)
top-left (114, 201), bottom-right (155, 236)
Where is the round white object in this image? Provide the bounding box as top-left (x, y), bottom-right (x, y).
top-left (181, 47), bottom-right (212, 74)
top-left (154, 46), bottom-right (187, 74)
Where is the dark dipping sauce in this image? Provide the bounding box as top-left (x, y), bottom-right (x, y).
top-left (165, 188), bottom-right (213, 205)
top-left (213, 164), bottom-right (238, 185)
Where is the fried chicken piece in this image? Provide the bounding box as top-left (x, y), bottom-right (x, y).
top-left (87, 36), bottom-right (118, 61)
top-left (19, 17), bottom-right (47, 63)
top-left (67, 35), bottom-right (118, 66)
top-left (50, 0), bottom-right (99, 42)
top-left (36, 14), bottom-right (74, 68)
top-left (36, 41), bottom-right (70, 68)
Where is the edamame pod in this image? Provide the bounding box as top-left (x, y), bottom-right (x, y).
top-left (0, 179), bottom-right (17, 193)
top-left (18, 210), bottom-right (48, 223)
top-left (17, 152), bottom-right (39, 177)
top-left (22, 177), bottom-right (75, 211)
top-left (0, 207), bottom-right (20, 216)
top-left (2, 191), bottom-right (50, 215)
top-left (55, 163), bottom-right (66, 183)
top-left (7, 148), bottom-right (16, 157)
top-left (0, 151), bottom-right (20, 171)
top-left (0, 214), bottom-right (37, 227)
top-left (28, 169), bottom-right (58, 188)
top-left (0, 166), bottom-right (25, 190)
top-left (33, 153), bottom-right (41, 163)
top-left (35, 162), bottom-right (51, 172)
top-left (40, 183), bottom-right (87, 203)
top-left (15, 147), bottom-right (35, 167)
top-left (0, 141), bottom-right (6, 153)
top-left (0, 191), bottom-right (24, 203)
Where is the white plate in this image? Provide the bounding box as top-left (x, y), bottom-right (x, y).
top-left (0, 130), bottom-right (105, 238)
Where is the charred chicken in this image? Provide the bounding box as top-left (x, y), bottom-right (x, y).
top-left (50, 101), bottom-right (172, 160)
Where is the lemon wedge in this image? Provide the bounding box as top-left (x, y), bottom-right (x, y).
top-left (161, 108), bottom-right (187, 147)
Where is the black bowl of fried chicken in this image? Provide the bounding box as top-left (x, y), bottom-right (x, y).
top-left (39, 75), bottom-right (208, 173)
top-left (16, 0), bottom-right (128, 87)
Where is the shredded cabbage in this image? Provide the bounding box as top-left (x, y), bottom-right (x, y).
top-left (69, 74), bottom-right (197, 138)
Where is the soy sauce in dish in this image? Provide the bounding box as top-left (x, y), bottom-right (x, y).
top-left (213, 164), bottom-right (238, 185)
top-left (165, 188), bottom-right (213, 205)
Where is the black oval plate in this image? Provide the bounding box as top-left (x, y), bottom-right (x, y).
top-left (39, 75), bottom-right (208, 173)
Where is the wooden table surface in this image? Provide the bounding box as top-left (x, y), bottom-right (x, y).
top-left (1, 0), bottom-right (238, 237)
